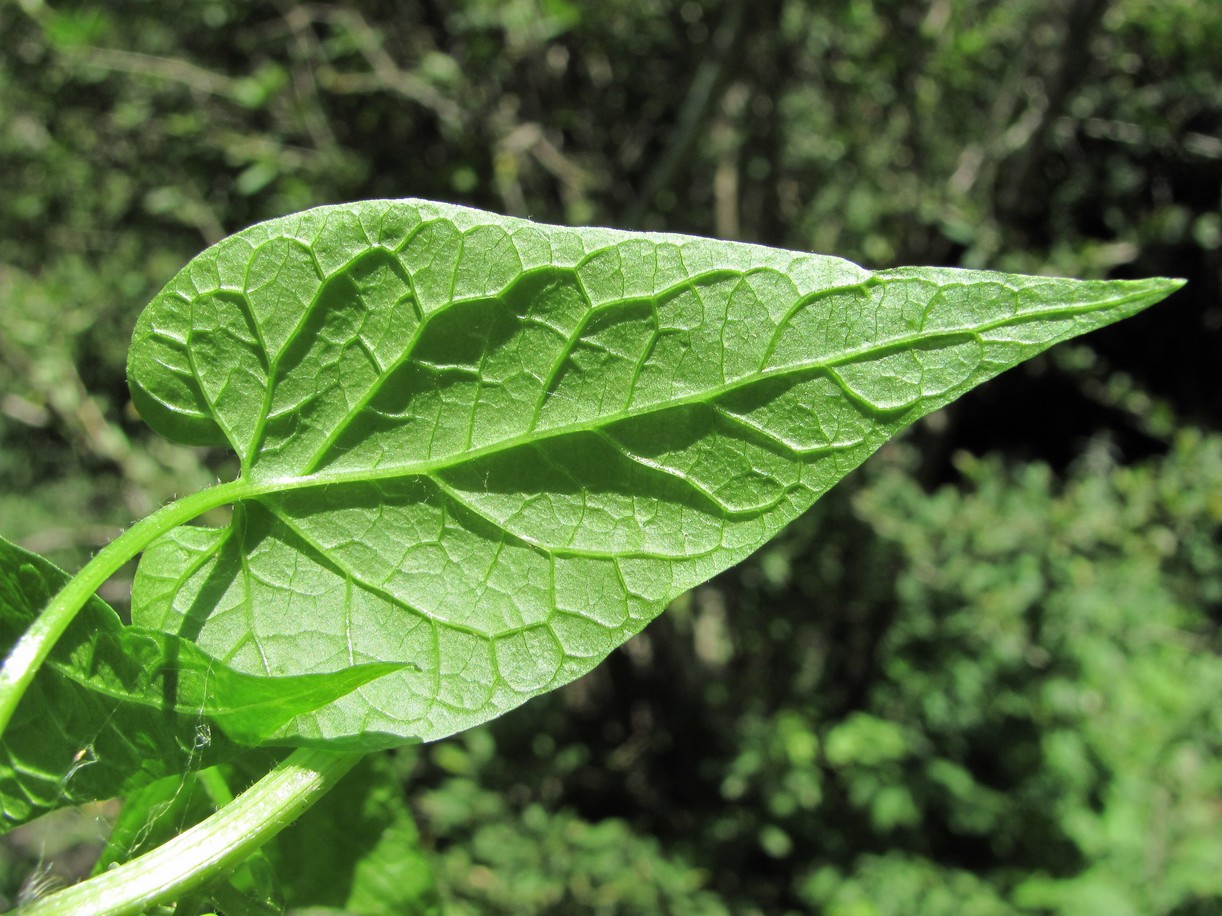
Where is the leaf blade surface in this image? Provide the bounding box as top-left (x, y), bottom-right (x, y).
top-left (128, 199), bottom-right (1182, 746)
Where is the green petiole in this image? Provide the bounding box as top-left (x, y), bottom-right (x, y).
top-left (20, 746), bottom-right (363, 915)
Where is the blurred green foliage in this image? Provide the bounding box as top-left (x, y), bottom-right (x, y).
top-left (424, 432), bottom-right (1222, 913)
top-left (1, 0), bottom-right (1219, 911)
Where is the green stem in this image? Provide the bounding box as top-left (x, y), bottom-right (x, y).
top-left (20, 746), bottom-right (364, 916)
top-left (0, 477), bottom-right (253, 741)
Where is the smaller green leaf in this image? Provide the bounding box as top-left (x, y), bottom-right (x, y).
top-left (66, 626), bottom-right (408, 746)
top-left (0, 535), bottom-right (403, 830)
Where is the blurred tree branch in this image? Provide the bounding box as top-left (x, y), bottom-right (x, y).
top-left (304, 4), bottom-right (468, 132)
top-left (624, 0), bottom-right (748, 226)
top-left (997, 0), bottom-right (1109, 225)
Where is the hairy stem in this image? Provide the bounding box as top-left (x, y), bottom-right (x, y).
top-left (21, 746), bottom-right (363, 915)
top-left (0, 477), bottom-right (253, 740)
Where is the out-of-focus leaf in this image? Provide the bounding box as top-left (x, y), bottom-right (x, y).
top-left (265, 753), bottom-right (440, 914)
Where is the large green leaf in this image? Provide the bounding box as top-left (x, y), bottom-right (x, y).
top-left (0, 535), bottom-right (399, 829)
top-left (127, 199), bottom-right (1181, 748)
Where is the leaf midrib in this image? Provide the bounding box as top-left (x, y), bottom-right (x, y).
top-left (240, 290), bottom-right (1153, 500)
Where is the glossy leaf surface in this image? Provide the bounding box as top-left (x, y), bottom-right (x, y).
top-left (128, 199), bottom-right (1181, 747)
